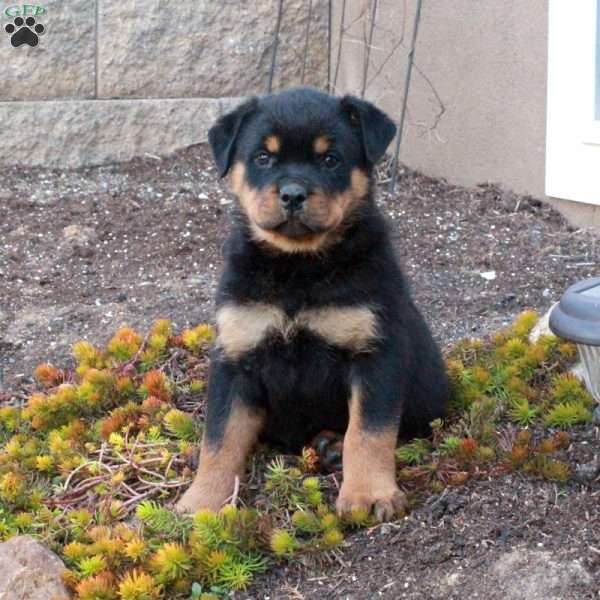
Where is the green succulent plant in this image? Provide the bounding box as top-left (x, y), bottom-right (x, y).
top-left (0, 311), bottom-right (589, 598)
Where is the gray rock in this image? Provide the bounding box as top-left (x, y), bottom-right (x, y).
top-left (0, 535), bottom-right (71, 600)
top-left (0, 97), bottom-right (235, 167)
top-left (490, 547), bottom-right (591, 600)
top-left (60, 225), bottom-right (98, 258)
top-left (574, 461), bottom-right (600, 482)
top-left (0, 0), bottom-right (95, 101)
top-left (97, 0), bottom-right (328, 98)
top-left (593, 404), bottom-right (600, 425)
top-left (529, 305), bottom-right (595, 399)
top-left (528, 302), bottom-right (558, 342)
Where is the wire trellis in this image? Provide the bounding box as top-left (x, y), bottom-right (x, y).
top-left (265, 0), bottom-right (436, 193)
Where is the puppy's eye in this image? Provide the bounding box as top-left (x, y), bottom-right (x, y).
top-left (322, 153), bottom-right (340, 170)
top-left (255, 151), bottom-right (274, 168)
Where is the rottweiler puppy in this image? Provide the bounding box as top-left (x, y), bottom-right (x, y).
top-left (176, 87), bottom-right (448, 521)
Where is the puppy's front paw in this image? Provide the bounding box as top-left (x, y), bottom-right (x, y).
top-left (175, 484), bottom-right (229, 515)
top-left (336, 484), bottom-right (408, 522)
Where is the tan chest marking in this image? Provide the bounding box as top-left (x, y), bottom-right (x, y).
top-left (216, 303), bottom-right (287, 359)
top-left (216, 303), bottom-right (379, 359)
top-left (299, 306), bottom-right (379, 353)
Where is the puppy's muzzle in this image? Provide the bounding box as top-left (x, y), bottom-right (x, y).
top-left (279, 182), bottom-right (307, 216)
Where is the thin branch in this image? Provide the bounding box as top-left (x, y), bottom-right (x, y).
top-left (366, 36), bottom-right (406, 89)
top-left (413, 61), bottom-right (446, 133)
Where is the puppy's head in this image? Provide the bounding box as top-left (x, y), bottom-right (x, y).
top-left (208, 88), bottom-right (396, 253)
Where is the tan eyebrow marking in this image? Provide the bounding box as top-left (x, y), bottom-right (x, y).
top-left (265, 135), bottom-right (281, 153)
top-left (313, 135), bottom-right (330, 154)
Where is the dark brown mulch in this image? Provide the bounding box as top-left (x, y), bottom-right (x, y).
top-left (1, 144), bottom-right (599, 598)
top-left (1, 144), bottom-right (598, 391)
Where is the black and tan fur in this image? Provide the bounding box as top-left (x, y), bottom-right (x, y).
top-left (176, 87), bottom-right (449, 521)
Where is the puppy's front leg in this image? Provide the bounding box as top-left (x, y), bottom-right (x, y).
top-left (176, 360), bottom-right (263, 514)
top-left (336, 377), bottom-right (407, 522)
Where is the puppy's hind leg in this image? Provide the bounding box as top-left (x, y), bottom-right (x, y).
top-left (176, 360), bottom-right (264, 514)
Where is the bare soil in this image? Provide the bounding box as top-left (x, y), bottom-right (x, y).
top-left (1, 144), bottom-right (599, 598)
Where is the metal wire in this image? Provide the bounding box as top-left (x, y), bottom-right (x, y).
top-left (327, 0), bottom-right (333, 91)
top-left (331, 0), bottom-right (347, 94)
top-left (389, 0), bottom-right (423, 193)
top-left (300, 0), bottom-right (314, 84)
top-left (267, 0), bottom-right (285, 94)
top-left (360, 0), bottom-right (379, 99)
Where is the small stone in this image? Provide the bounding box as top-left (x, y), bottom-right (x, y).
top-left (574, 462), bottom-right (600, 482)
top-left (0, 535), bottom-right (71, 600)
top-left (60, 224), bottom-right (98, 258)
top-left (592, 405), bottom-right (600, 425)
top-left (529, 303), bottom-right (558, 342)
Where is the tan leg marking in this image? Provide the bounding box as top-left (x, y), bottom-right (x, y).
top-left (336, 385), bottom-right (407, 522)
top-left (265, 135), bottom-right (281, 153)
top-left (313, 135), bottom-right (330, 154)
top-left (299, 305), bottom-right (379, 353)
top-left (216, 302), bottom-right (287, 359)
top-left (176, 403), bottom-right (263, 513)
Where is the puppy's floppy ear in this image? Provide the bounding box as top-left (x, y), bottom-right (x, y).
top-left (208, 98), bottom-right (259, 177)
top-left (340, 95), bottom-right (397, 165)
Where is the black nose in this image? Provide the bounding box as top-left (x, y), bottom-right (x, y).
top-left (279, 183), bottom-right (307, 213)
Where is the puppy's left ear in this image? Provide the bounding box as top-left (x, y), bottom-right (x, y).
top-left (340, 95), bottom-right (397, 165)
top-left (209, 98), bottom-right (259, 177)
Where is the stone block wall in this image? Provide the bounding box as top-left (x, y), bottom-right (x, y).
top-left (0, 0), bottom-right (328, 167)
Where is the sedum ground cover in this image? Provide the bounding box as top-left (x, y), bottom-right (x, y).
top-left (0, 311), bottom-right (594, 599)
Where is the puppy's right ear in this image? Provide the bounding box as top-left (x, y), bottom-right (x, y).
top-left (208, 98), bottom-right (259, 177)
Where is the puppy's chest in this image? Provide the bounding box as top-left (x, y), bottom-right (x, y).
top-left (216, 302), bottom-right (379, 360)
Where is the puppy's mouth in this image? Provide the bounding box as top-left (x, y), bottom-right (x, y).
top-left (273, 219), bottom-right (314, 238)
top-left (262, 215), bottom-right (328, 239)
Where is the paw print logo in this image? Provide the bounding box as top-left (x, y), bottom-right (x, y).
top-left (5, 16), bottom-right (45, 47)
